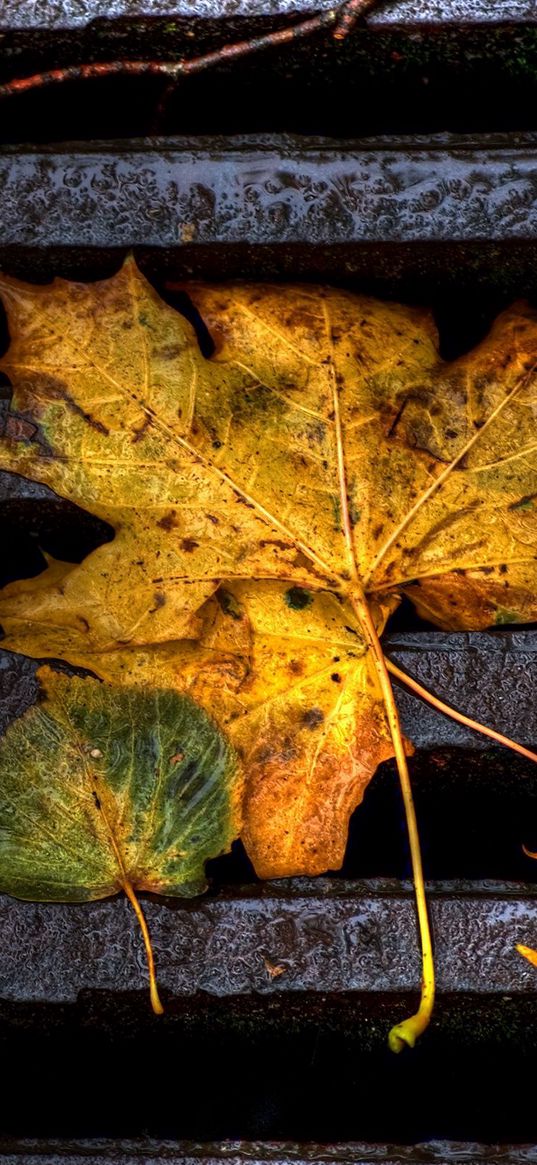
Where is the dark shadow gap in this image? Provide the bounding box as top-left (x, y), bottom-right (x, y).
top-left (206, 839), bottom-right (259, 888)
top-left (1, 23), bottom-right (537, 144)
top-left (341, 748), bottom-right (537, 882)
top-left (0, 491), bottom-right (114, 590)
top-left (0, 993), bottom-right (536, 1142)
top-left (160, 285), bottom-right (216, 357)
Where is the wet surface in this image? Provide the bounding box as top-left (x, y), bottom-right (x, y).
top-left (2, 880), bottom-right (537, 1004)
top-left (3, 136), bottom-right (537, 250)
top-left (2, 0), bottom-right (537, 28)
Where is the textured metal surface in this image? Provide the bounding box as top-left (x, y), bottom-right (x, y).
top-left (2, 1143), bottom-right (537, 1165)
top-left (4, 136), bottom-right (537, 248)
top-left (389, 630), bottom-right (537, 750)
top-left (1, 0), bottom-right (536, 28)
top-left (0, 880), bottom-right (536, 1002)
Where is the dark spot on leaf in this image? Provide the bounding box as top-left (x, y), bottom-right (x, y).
top-left (284, 587), bottom-right (312, 611)
top-left (259, 539), bottom-right (292, 552)
top-left (445, 428), bottom-right (458, 439)
top-left (212, 439), bottom-right (222, 449)
top-left (302, 708), bottom-right (324, 729)
top-left (131, 416), bottom-right (151, 443)
top-left (51, 386), bottom-right (109, 436)
top-left (157, 512), bottom-right (177, 531)
top-left (288, 659), bottom-right (304, 675)
top-left (349, 502), bottom-right (361, 527)
top-left (292, 550), bottom-right (312, 572)
top-left (305, 421), bottom-right (326, 446)
top-left (181, 538), bottom-right (199, 552)
top-left (499, 564), bottom-right (508, 574)
top-left (509, 494), bottom-right (536, 512)
top-left (206, 513), bottom-right (219, 525)
top-left (217, 588), bottom-right (242, 621)
top-left (331, 673), bottom-right (341, 683)
top-left (92, 791), bottom-right (101, 810)
top-left (158, 344), bottom-right (184, 361)
top-left (150, 592), bottom-right (166, 612)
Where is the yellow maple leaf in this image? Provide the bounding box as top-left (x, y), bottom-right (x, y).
top-left (0, 258), bottom-right (536, 1046)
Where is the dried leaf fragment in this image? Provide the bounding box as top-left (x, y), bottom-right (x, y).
top-left (516, 944), bottom-right (537, 969)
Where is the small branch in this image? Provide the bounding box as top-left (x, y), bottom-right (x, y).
top-left (333, 0), bottom-right (380, 38)
top-left (386, 658), bottom-right (537, 766)
top-left (0, 1), bottom-right (379, 102)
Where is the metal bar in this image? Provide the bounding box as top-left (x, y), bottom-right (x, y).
top-left (1, 880), bottom-right (537, 1002)
top-left (1, 0), bottom-right (536, 30)
top-left (388, 630), bottom-right (537, 751)
top-left (3, 137), bottom-right (537, 249)
top-left (1, 1142), bottom-right (537, 1165)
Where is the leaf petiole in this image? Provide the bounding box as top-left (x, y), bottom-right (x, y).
top-left (350, 588), bottom-right (435, 1052)
top-left (386, 658), bottom-right (537, 765)
top-left (122, 879), bottom-right (164, 1016)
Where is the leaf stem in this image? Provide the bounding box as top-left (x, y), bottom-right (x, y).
top-left (84, 753), bottom-right (165, 1016)
top-left (350, 587), bottom-right (435, 1052)
top-left (386, 658), bottom-right (537, 765)
top-left (122, 879), bottom-right (164, 1016)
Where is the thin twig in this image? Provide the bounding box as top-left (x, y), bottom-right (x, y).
top-left (0, 2), bottom-right (373, 102)
top-left (333, 0), bottom-right (380, 38)
top-left (386, 658), bottom-right (537, 766)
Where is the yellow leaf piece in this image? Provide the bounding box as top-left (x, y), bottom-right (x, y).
top-left (516, 944), bottom-right (537, 969)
